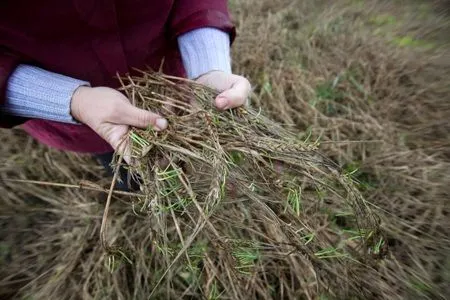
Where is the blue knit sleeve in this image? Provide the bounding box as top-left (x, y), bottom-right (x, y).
top-left (178, 27), bottom-right (232, 79)
top-left (0, 65), bottom-right (89, 124)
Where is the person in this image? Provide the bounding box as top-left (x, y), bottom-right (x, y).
top-left (0, 1), bottom-right (251, 188)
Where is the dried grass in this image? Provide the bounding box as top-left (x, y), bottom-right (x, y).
top-left (0, 125), bottom-right (382, 300)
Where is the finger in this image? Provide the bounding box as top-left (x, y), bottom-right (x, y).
top-left (96, 123), bottom-right (133, 164)
top-left (118, 103), bottom-right (168, 131)
top-left (215, 78), bottom-right (251, 110)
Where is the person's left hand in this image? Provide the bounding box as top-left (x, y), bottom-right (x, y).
top-left (195, 71), bottom-right (251, 110)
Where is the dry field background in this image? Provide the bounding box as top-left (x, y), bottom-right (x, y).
top-left (1, 0), bottom-right (449, 299)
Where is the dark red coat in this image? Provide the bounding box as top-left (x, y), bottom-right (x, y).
top-left (0, 0), bottom-right (234, 153)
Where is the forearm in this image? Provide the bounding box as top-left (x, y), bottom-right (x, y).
top-left (178, 27), bottom-right (232, 79)
top-left (0, 65), bottom-right (88, 124)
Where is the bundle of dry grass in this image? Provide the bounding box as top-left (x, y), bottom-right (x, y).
top-left (97, 71), bottom-right (381, 298)
top-left (0, 75), bottom-right (383, 300)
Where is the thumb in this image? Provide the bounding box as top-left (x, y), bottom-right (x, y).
top-left (118, 103), bottom-right (168, 131)
top-left (215, 78), bottom-right (251, 110)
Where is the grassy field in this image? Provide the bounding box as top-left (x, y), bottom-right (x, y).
top-left (1, 0), bottom-right (449, 299)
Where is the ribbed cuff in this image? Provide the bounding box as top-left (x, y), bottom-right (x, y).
top-left (1, 65), bottom-right (89, 124)
top-left (178, 27), bottom-right (232, 79)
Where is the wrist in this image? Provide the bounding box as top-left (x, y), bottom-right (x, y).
top-left (70, 86), bottom-right (91, 123)
top-left (196, 70), bottom-right (221, 81)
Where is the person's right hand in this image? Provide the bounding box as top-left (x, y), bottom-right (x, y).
top-left (70, 86), bottom-right (168, 158)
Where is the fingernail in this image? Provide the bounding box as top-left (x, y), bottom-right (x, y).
top-left (216, 97), bottom-right (228, 110)
top-left (155, 118), bottom-right (168, 130)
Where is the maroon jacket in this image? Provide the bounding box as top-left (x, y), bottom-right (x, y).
top-left (0, 0), bottom-right (234, 153)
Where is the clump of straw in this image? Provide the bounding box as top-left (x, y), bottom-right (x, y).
top-left (105, 71), bottom-right (382, 298)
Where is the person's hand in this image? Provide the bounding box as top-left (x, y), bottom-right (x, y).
top-left (70, 86), bottom-right (168, 157)
top-left (195, 71), bottom-right (251, 110)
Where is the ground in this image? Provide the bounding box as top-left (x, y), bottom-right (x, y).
top-left (0, 0), bottom-right (449, 299)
